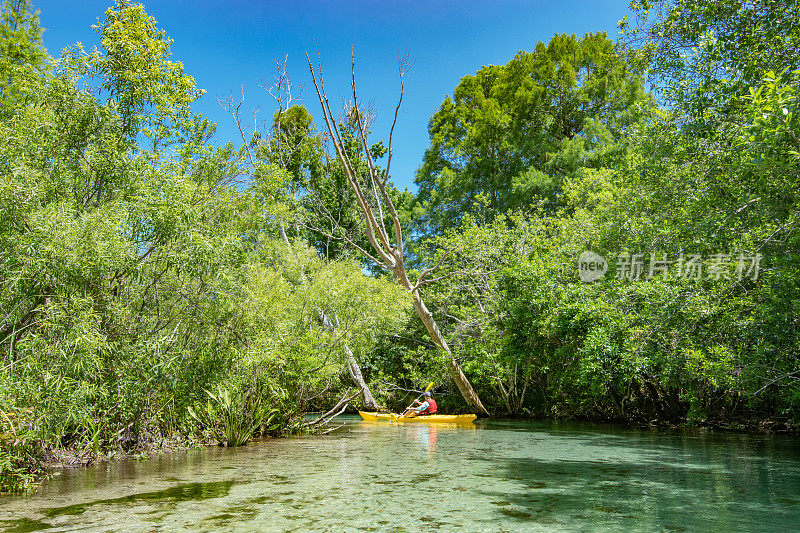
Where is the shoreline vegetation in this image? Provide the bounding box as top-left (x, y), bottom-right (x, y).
top-left (2, 0), bottom-right (798, 493)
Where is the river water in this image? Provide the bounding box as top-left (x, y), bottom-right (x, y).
top-left (1, 417), bottom-right (799, 531)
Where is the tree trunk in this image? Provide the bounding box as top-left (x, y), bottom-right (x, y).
top-left (279, 223), bottom-right (289, 246)
top-left (289, 219), bottom-right (380, 411)
top-left (316, 309), bottom-right (380, 411)
top-left (343, 344), bottom-right (380, 410)
top-left (399, 269), bottom-right (490, 416)
top-left (306, 56), bottom-right (489, 416)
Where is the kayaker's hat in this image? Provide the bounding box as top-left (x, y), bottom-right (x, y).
top-left (424, 391), bottom-right (431, 397)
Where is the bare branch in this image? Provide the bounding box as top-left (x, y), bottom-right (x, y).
top-left (350, 49), bottom-right (393, 252)
top-left (416, 268), bottom-right (502, 288)
top-left (306, 52), bottom-right (397, 268)
top-left (412, 250), bottom-right (452, 292)
top-left (301, 221), bottom-right (388, 269)
top-left (750, 370), bottom-right (800, 396)
top-left (318, 423), bottom-right (345, 435)
top-left (217, 86), bottom-right (257, 169)
top-left (386, 49), bottom-right (413, 180)
top-left (303, 387), bottom-right (363, 427)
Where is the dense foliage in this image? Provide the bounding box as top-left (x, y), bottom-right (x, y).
top-left (415, 32), bottom-right (649, 236)
top-left (398, 0), bottom-right (798, 424)
top-left (0, 0), bottom-right (410, 492)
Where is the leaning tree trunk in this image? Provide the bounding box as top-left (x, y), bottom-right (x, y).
top-left (396, 269), bottom-right (490, 416)
top-left (316, 309), bottom-right (380, 411)
top-left (287, 222), bottom-right (379, 411)
top-left (306, 53), bottom-right (489, 416)
top-left (343, 344), bottom-right (379, 410)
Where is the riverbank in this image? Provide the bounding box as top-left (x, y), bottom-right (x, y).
top-left (541, 414), bottom-right (799, 435)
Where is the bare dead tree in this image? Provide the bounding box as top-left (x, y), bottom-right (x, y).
top-left (221, 60), bottom-right (381, 412)
top-left (306, 50), bottom-right (489, 416)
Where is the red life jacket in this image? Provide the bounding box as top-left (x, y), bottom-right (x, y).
top-left (420, 398), bottom-right (437, 415)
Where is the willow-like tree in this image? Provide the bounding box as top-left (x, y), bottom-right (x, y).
top-left (0, 0), bottom-right (47, 119)
top-left (307, 53), bottom-right (489, 415)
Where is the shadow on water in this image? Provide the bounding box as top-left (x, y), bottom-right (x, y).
top-left (489, 419), bottom-right (800, 449)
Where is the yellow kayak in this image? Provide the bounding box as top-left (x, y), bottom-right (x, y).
top-left (358, 411), bottom-right (477, 424)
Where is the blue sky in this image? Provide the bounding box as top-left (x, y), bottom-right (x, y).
top-left (33, 0), bottom-right (633, 192)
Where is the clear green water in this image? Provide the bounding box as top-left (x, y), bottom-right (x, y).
top-left (1, 418), bottom-right (799, 531)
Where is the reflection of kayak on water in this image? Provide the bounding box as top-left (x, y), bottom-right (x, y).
top-left (358, 411), bottom-right (477, 424)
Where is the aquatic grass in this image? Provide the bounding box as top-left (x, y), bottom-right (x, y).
top-left (188, 385), bottom-right (278, 447)
top-left (41, 480), bottom-right (236, 518)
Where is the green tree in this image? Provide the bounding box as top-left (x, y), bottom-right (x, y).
top-left (0, 0), bottom-right (46, 119)
top-left (622, 0), bottom-right (800, 129)
top-left (416, 32), bottom-right (648, 235)
top-left (64, 0), bottom-right (203, 144)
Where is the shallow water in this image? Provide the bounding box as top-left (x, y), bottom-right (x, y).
top-left (1, 418), bottom-right (799, 531)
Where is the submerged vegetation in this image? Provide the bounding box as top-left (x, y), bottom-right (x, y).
top-left (1, 0), bottom-right (798, 492)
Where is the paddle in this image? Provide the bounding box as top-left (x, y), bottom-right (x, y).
top-left (397, 382), bottom-right (434, 419)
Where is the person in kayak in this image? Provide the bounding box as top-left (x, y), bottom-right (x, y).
top-left (404, 391), bottom-right (437, 417)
